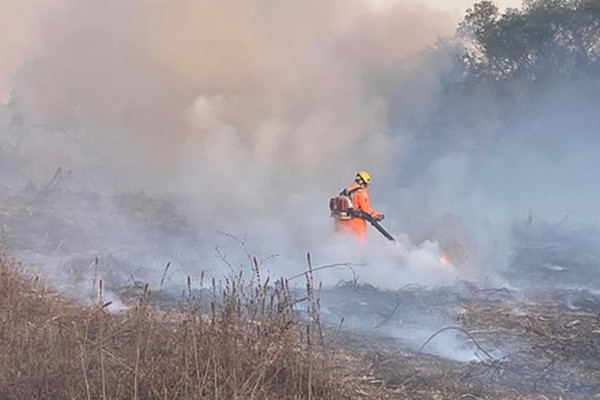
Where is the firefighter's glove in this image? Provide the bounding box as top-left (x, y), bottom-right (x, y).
top-left (375, 214), bottom-right (385, 221)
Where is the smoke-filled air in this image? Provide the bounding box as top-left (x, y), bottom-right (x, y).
top-left (2, 0), bottom-right (600, 377)
top-left (1, 0), bottom-right (463, 288)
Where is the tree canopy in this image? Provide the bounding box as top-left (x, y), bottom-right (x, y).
top-left (459, 0), bottom-right (600, 87)
top-left (409, 0), bottom-right (600, 161)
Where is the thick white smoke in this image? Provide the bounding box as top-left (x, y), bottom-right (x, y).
top-left (6, 0), bottom-right (600, 367)
top-left (0, 0), bottom-right (464, 292)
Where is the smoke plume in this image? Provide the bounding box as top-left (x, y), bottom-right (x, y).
top-left (0, 0), bottom-right (462, 288)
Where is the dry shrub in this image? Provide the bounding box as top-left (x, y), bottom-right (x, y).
top-left (0, 254), bottom-right (353, 400)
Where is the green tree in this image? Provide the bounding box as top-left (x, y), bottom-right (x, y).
top-left (459, 0), bottom-right (600, 87)
top-left (413, 0), bottom-right (600, 153)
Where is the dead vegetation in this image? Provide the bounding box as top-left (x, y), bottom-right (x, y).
top-left (2, 182), bottom-right (600, 399)
top-left (3, 251), bottom-right (600, 399)
top-left (0, 253), bottom-right (368, 400)
top-left (316, 281), bottom-right (600, 400)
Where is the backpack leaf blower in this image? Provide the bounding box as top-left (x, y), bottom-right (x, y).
top-left (355, 210), bottom-right (396, 242)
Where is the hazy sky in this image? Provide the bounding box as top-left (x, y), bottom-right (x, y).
top-left (370, 0), bottom-right (523, 14)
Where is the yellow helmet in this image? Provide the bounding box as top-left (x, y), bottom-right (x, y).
top-left (356, 170), bottom-right (371, 185)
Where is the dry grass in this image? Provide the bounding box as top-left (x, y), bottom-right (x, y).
top-left (0, 253), bottom-right (361, 400)
top-left (5, 248), bottom-right (598, 400)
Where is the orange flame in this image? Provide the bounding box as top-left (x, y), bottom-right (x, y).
top-left (439, 255), bottom-right (449, 267)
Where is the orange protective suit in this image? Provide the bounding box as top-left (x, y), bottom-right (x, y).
top-left (334, 182), bottom-right (382, 240)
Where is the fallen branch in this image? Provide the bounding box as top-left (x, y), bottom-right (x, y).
top-left (418, 326), bottom-right (495, 361)
top-left (287, 262), bottom-right (362, 281)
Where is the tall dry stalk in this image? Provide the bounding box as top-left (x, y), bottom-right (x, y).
top-left (0, 252), bottom-right (353, 399)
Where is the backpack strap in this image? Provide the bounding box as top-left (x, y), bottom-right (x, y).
top-left (340, 186), bottom-right (362, 196)
top-left (340, 186), bottom-right (363, 218)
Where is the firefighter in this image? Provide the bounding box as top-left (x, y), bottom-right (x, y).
top-left (333, 171), bottom-right (384, 240)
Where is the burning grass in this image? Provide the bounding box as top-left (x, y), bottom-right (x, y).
top-left (0, 253), bottom-right (363, 400)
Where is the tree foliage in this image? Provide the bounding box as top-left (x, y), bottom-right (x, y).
top-left (459, 0), bottom-right (600, 87)
top-left (413, 0), bottom-right (600, 152)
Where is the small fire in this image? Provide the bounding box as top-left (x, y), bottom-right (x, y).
top-left (439, 255), bottom-right (450, 267)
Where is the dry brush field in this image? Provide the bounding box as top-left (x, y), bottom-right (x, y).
top-left (2, 253), bottom-right (600, 399)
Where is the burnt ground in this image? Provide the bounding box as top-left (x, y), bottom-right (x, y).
top-left (318, 283), bottom-right (600, 399)
top-left (314, 218), bottom-right (600, 398)
top-left (2, 183), bottom-right (600, 399)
